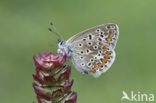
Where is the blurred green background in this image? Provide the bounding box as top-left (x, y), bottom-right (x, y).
top-left (0, 0), bottom-right (156, 103)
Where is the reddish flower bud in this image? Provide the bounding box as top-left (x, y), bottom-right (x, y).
top-left (57, 66), bottom-right (71, 83)
top-left (51, 89), bottom-right (64, 101)
top-left (63, 80), bottom-right (74, 93)
top-left (65, 92), bottom-right (77, 103)
top-left (33, 83), bottom-right (51, 101)
top-left (32, 52), bottom-right (77, 103)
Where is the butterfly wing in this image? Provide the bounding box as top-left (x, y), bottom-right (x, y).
top-left (67, 24), bottom-right (119, 77)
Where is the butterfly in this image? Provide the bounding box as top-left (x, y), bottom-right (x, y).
top-left (49, 23), bottom-right (119, 77)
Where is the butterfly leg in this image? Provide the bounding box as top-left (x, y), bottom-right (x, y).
top-left (83, 70), bottom-right (88, 74)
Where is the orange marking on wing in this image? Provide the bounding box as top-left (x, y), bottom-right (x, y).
top-left (103, 46), bottom-right (107, 50)
top-left (92, 67), bottom-right (97, 72)
top-left (97, 63), bottom-right (102, 67)
top-left (107, 38), bottom-right (111, 43)
top-left (106, 51), bottom-right (110, 55)
top-left (99, 42), bottom-right (103, 46)
top-left (101, 59), bottom-right (106, 64)
top-left (107, 33), bottom-right (112, 43)
top-left (105, 56), bottom-right (109, 61)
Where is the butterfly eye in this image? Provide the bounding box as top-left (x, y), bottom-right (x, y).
top-left (100, 34), bottom-right (104, 38)
top-left (101, 65), bottom-right (104, 68)
top-left (80, 56), bottom-right (84, 60)
top-left (80, 51), bottom-right (84, 54)
top-left (109, 52), bottom-right (112, 55)
top-left (88, 34), bottom-right (92, 40)
top-left (81, 62), bottom-right (85, 66)
top-left (90, 58), bottom-right (94, 62)
top-left (100, 31), bottom-right (104, 35)
top-left (87, 62), bottom-right (92, 67)
top-left (108, 56), bottom-right (111, 60)
top-left (99, 50), bottom-right (102, 53)
top-left (87, 42), bottom-right (93, 46)
top-left (82, 38), bottom-right (87, 41)
top-left (94, 56), bottom-right (97, 60)
top-left (97, 38), bottom-right (102, 42)
top-left (100, 65), bottom-right (105, 71)
top-left (86, 49), bottom-right (90, 54)
top-left (59, 40), bottom-right (64, 45)
top-left (86, 49), bottom-right (89, 52)
top-left (98, 54), bottom-right (101, 56)
top-left (96, 29), bottom-right (100, 32)
top-left (105, 61), bottom-right (109, 65)
top-left (93, 45), bottom-right (98, 50)
top-left (78, 43), bottom-right (83, 47)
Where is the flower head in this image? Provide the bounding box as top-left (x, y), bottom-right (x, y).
top-left (32, 52), bottom-right (77, 103)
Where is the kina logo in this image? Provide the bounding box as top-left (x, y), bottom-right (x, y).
top-left (121, 91), bottom-right (154, 102)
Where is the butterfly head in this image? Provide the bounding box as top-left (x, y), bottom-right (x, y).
top-left (57, 40), bottom-right (72, 57)
top-left (57, 40), bottom-right (65, 46)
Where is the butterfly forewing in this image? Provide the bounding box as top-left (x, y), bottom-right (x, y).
top-left (67, 24), bottom-right (119, 77)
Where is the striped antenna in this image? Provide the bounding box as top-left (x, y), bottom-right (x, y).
top-left (48, 22), bottom-right (64, 40)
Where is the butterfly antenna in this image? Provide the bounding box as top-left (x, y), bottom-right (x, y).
top-left (49, 22), bottom-right (64, 40)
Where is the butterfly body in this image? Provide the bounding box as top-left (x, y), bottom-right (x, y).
top-left (58, 24), bottom-right (119, 77)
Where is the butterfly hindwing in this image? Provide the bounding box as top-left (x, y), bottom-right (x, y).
top-left (66, 24), bottom-right (119, 77)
